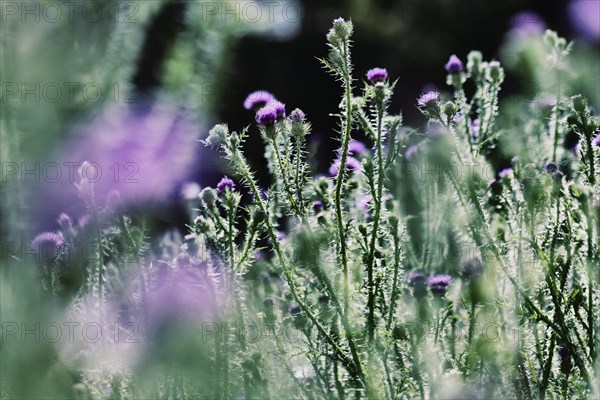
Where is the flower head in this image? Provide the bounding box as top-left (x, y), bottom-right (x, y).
top-left (32, 231), bottom-right (64, 263)
top-left (460, 258), bottom-right (483, 279)
top-left (216, 176), bottom-right (235, 193)
top-left (328, 156), bottom-right (362, 176)
top-left (408, 270), bottom-right (428, 298)
top-left (545, 162), bottom-right (559, 173)
top-left (428, 274), bottom-right (453, 296)
top-left (244, 90), bottom-right (276, 110)
top-left (256, 105), bottom-right (278, 126)
top-left (312, 200), bottom-right (324, 213)
top-left (445, 54), bottom-right (463, 73)
top-left (289, 108), bottom-right (306, 123)
top-left (593, 132), bottom-right (600, 147)
top-left (366, 67), bottom-right (388, 83)
top-left (417, 91), bottom-right (440, 108)
top-left (267, 100), bottom-right (286, 119)
top-left (348, 140), bottom-right (367, 156)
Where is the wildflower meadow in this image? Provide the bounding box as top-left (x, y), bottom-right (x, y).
top-left (1, 2), bottom-right (599, 399)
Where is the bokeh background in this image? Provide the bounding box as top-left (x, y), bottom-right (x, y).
top-left (1, 0), bottom-right (598, 244)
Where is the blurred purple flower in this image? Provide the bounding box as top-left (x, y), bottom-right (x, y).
top-left (181, 182), bottom-right (201, 200)
top-left (244, 90), bottom-right (276, 110)
top-left (67, 102), bottom-right (199, 205)
top-left (568, 0), bottom-right (600, 41)
top-left (57, 213), bottom-right (72, 229)
top-left (359, 194), bottom-right (372, 211)
top-left (348, 140), bottom-right (368, 156)
top-left (508, 11), bottom-right (546, 35)
top-left (366, 67), bottom-right (388, 83)
top-left (498, 168), bottom-right (513, 178)
top-left (428, 274), bottom-right (452, 295)
top-left (329, 156), bottom-right (362, 176)
top-left (146, 265), bottom-right (217, 324)
top-left (592, 132), bottom-right (600, 147)
top-left (470, 119), bottom-right (480, 138)
top-left (32, 231), bottom-right (64, 263)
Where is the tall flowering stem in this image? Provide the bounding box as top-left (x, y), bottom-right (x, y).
top-left (365, 86), bottom-right (388, 342)
top-left (322, 18), bottom-right (355, 321)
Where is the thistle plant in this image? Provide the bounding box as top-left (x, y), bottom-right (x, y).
top-left (13, 18), bottom-right (599, 400)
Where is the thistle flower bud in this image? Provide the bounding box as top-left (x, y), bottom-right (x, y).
top-left (467, 51), bottom-right (482, 75)
top-left (443, 101), bottom-right (458, 117)
top-left (331, 17), bottom-right (353, 40)
top-left (487, 61), bottom-right (504, 82)
top-left (571, 95), bottom-right (587, 114)
top-left (392, 324), bottom-right (408, 340)
top-left (205, 124), bottom-right (229, 147)
top-left (200, 187), bottom-right (217, 206)
top-left (408, 270), bottom-right (428, 298)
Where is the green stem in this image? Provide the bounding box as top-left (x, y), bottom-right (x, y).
top-left (366, 104), bottom-right (384, 343)
top-left (334, 40), bottom-right (354, 320)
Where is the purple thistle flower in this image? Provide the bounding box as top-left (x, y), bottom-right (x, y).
top-left (216, 176), bottom-right (235, 193)
top-left (445, 54), bottom-right (464, 73)
top-left (592, 132), bottom-right (600, 147)
top-left (545, 162), bottom-right (559, 173)
top-left (366, 67), bottom-right (388, 83)
top-left (57, 213), bottom-right (72, 229)
top-left (256, 105), bottom-right (278, 126)
top-left (348, 140), bottom-right (367, 156)
top-left (427, 274), bottom-right (452, 296)
top-left (498, 167), bottom-right (513, 178)
top-left (267, 100), bottom-right (286, 119)
top-left (32, 231), bottom-right (64, 263)
top-left (312, 200), bottom-right (324, 213)
top-left (417, 91), bottom-right (440, 108)
top-left (289, 108), bottom-right (306, 123)
top-left (333, 17), bottom-right (344, 26)
top-left (244, 90), bottom-right (276, 110)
